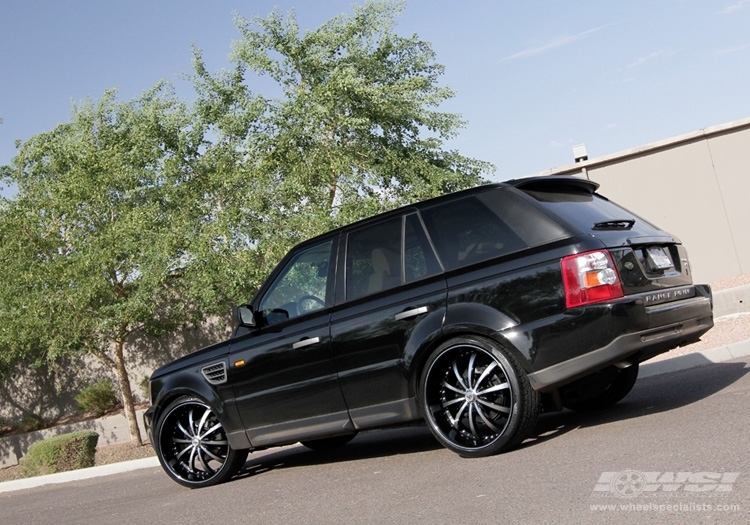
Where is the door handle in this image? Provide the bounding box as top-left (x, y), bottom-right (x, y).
top-left (293, 337), bottom-right (321, 350)
top-left (395, 306), bottom-right (428, 321)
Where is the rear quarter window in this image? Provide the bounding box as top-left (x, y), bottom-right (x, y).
top-left (420, 188), bottom-right (571, 270)
top-left (521, 188), bottom-right (661, 236)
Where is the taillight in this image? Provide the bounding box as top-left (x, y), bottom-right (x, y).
top-left (562, 250), bottom-right (624, 308)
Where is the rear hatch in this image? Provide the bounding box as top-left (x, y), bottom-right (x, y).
top-left (508, 176), bottom-right (693, 299)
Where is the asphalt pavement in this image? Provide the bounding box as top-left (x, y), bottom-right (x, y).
top-left (1, 337), bottom-right (749, 495)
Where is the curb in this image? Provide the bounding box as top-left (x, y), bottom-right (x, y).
top-left (0, 456), bottom-right (159, 494)
top-left (2, 339), bottom-right (749, 494)
top-left (0, 409), bottom-right (149, 469)
top-left (639, 339), bottom-right (750, 378)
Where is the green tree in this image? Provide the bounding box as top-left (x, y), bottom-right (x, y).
top-left (0, 85), bottom-right (201, 444)
top-left (0, 1), bottom-right (493, 442)
top-left (186, 0), bottom-right (494, 303)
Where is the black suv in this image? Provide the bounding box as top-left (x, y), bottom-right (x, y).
top-left (144, 176), bottom-right (713, 488)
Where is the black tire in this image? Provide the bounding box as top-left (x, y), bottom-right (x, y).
top-left (301, 433), bottom-right (357, 451)
top-left (562, 364), bottom-right (639, 412)
top-left (419, 336), bottom-right (541, 458)
top-left (155, 396), bottom-right (248, 488)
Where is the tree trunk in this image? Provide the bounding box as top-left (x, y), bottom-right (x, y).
top-left (113, 339), bottom-right (143, 446)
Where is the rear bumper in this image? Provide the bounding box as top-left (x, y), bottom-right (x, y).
top-left (527, 285), bottom-right (713, 391)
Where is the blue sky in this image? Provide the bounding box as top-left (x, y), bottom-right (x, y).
top-left (1, 0), bottom-right (749, 191)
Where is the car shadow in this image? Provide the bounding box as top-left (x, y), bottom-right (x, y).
top-left (234, 425), bottom-right (441, 481)
top-left (233, 359), bottom-right (749, 480)
top-left (525, 359), bottom-right (750, 447)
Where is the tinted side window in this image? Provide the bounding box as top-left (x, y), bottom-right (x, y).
top-left (405, 213), bottom-right (442, 282)
top-left (258, 240), bottom-right (333, 325)
top-left (421, 188), bottom-right (570, 270)
top-left (346, 218), bottom-right (403, 301)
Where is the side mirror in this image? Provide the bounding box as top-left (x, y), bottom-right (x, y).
top-left (235, 304), bottom-right (257, 327)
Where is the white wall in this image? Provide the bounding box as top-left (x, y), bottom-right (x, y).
top-left (534, 118), bottom-right (750, 284)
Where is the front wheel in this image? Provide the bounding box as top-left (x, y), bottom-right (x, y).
top-left (155, 397), bottom-right (248, 488)
top-left (419, 336), bottom-right (540, 458)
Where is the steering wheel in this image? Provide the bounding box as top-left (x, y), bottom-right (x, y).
top-left (298, 295), bottom-right (325, 313)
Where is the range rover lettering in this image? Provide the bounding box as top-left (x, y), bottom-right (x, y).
top-left (144, 176), bottom-right (713, 488)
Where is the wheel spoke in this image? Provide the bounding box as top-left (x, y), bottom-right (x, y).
top-left (194, 448), bottom-right (210, 473)
top-left (477, 381), bottom-right (509, 396)
top-left (174, 443), bottom-right (192, 461)
top-left (442, 381), bottom-right (465, 395)
top-left (477, 398), bottom-right (510, 413)
top-left (442, 396), bottom-right (465, 408)
top-left (187, 408), bottom-right (196, 436)
top-left (187, 446), bottom-right (198, 473)
top-left (474, 403), bottom-right (502, 433)
top-left (197, 407), bottom-right (211, 435)
top-left (474, 361), bottom-right (498, 389)
top-left (200, 445), bottom-right (224, 463)
top-left (200, 422), bottom-right (222, 440)
top-left (466, 352), bottom-right (477, 389)
top-left (454, 399), bottom-right (469, 423)
top-left (451, 360), bottom-right (468, 390)
top-left (200, 439), bottom-right (228, 446)
top-left (467, 404), bottom-right (478, 437)
top-left (176, 421), bottom-right (193, 440)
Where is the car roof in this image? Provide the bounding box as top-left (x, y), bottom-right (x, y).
top-left (296, 175), bottom-right (598, 249)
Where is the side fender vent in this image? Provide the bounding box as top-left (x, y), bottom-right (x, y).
top-left (201, 362), bottom-right (227, 385)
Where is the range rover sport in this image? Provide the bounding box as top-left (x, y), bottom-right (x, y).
top-left (144, 175), bottom-right (713, 488)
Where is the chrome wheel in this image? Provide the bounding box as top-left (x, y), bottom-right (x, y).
top-left (421, 337), bottom-right (539, 457)
top-left (156, 397), bottom-right (247, 488)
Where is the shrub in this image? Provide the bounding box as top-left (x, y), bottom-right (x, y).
top-left (75, 380), bottom-right (119, 417)
top-left (19, 430), bottom-right (99, 477)
top-left (139, 375), bottom-right (150, 401)
top-left (17, 414), bottom-right (47, 433)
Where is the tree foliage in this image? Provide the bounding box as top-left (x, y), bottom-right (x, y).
top-left (0, 1), bottom-right (493, 441)
top-left (0, 85), bottom-right (201, 443)
top-left (185, 0), bottom-right (493, 304)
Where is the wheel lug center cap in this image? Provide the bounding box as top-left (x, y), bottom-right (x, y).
top-left (465, 390), bottom-right (477, 403)
top-left (192, 437), bottom-right (201, 447)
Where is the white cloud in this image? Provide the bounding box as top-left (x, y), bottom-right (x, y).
top-left (623, 49), bottom-right (676, 70)
top-left (499, 24), bottom-right (613, 63)
top-left (716, 43), bottom-right (750, 55)
top-left (718, 1), bottom-right (750, 14)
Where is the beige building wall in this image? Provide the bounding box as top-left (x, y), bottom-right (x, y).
top-left (533, 118), bottom-right (750, 285)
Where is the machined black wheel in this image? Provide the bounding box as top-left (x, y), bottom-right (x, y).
top-left (420, 336), bottom-right (540, 458)
top-left (155, 397), bottom-right (248, 488)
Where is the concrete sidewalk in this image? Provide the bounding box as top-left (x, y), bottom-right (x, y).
top-left (2, 336), bottom-right (749, 494)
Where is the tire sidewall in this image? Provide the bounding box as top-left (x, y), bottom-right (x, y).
top-left (419, 336), bottom-right (526, 458)
top-left (155, 396), bottom-right (243, 488)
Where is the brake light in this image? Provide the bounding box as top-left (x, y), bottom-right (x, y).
top-left (562, 250), bottom-right (624, 308)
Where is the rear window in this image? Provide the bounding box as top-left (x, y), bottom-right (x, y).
top-left (521, 188), bottom-right (660, 236)
top-left (420, 188), bottom-right (571, 270)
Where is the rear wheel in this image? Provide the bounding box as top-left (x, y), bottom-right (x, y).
top-left (155, 397), bottom-right (248, 488)
top-left (420, 336), bottom-right (540, 458)
top-left (562, 364), bottom-right (639, 411)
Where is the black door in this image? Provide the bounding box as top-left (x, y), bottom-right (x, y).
top-left (230, 239), bottom-right (353, 447)
top-left (330, 214), bottom-right (446, 428)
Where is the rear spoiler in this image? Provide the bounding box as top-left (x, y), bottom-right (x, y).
top-left (505, 175), bottom-right (600, 194)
